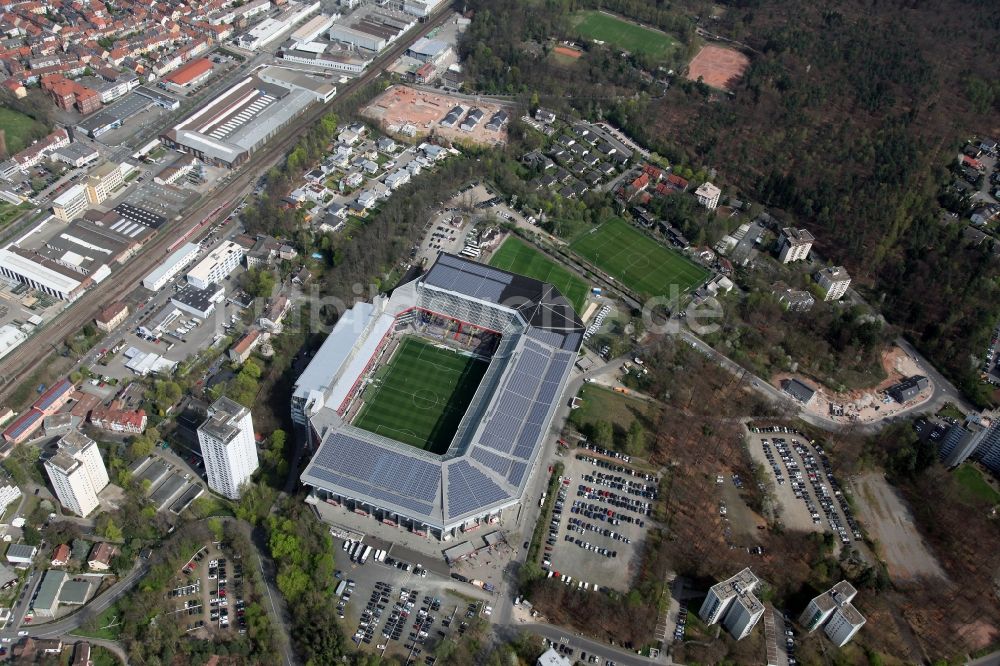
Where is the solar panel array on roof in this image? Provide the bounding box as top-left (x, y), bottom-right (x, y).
top-left (471, 445), bottom-right (512, 476)
top-left (314, 431), bottom-right (440, 502)
top-left (446, 460), bottom-right (509, 518)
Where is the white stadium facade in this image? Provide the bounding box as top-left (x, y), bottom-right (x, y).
top-left (296, 253), bottom-right (583, 539)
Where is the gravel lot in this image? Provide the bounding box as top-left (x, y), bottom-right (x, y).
top-left (852, 472), bottom-right (946, 582)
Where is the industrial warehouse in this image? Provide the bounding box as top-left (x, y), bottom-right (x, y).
top-left (160, 66), bottom-right (335, 167)
top-left (296, 253), bottom-right (583, 539)
top-left (0, 204), bottom-right (162, 301)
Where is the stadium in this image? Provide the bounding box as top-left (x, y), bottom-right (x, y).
top-left (295, 253), bottom-right (584, 539)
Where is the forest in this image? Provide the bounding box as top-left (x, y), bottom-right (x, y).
top-left (458, 0), bottom-right (1000, 406)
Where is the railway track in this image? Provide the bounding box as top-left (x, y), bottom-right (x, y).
top-left (0, 6), bottom-right (454, 405)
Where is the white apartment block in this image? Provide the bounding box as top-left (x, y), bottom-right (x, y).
top-left (52, 184), bottom-right (89, 221)
top-left (198, 397), bottom-right (259, 499)
top-left (694, 181), bottom-right (721, 210)
top-left (799, 580), bottom-right (865, 647)
top-left (44, 431), bottom-right (109, 517)
top-left (187, 241), bottom-right (244, 290)
top-left (698, 568), bottom-right (764, 640)
top-left (814, 266), bottom-right (851, 301)
top-left (778, 227), bottom-right (815, 263)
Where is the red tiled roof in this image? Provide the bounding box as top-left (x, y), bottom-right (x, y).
top-left (162, 56), bottom-right (211, 85)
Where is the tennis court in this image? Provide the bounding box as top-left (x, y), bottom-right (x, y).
top-left (489, 237), bottom-right (588, 313)
top-left (354, 337), bottom-right (489, 454)
top-left (569, 217), bottom-right (709, 298)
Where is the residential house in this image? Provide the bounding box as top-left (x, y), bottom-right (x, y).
top-left (95, 301), bottom-right (128, 332)
top-left (87, 542), bottom-right (117, 571)
top-left (50, 543), bottom-right (71, 566)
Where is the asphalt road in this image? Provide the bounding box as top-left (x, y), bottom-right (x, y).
top-left (0, 5), bottom-right (455, 406)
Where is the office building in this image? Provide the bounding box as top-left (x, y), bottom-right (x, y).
top-left (814, 266), bottom-right (851, 301)
top-left (698, 568), bottom-right (764, 640)
top-left (799, 580), bottom-right (865, 648)
top-left (537, 647), bottom-right (572, 666)
top-left (85, 162), bottom-right (127, 205)
top-left (695, 181), bottom-right (721, 210)
top-left (186, 241), bottom-right (244, 289)
top-left (52, 184), bottom-right (89, 221)
top-left (778, 227), bottom-right (815, 263)
top-left (143, 242), bottom-right (201, 291)
top-left (198, 397), bottom-right (259, 499)
top-left (44, 431), bottom-right (109, 517)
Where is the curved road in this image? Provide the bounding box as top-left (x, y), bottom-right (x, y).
top-left (2, 517), bottom-right (293, 666)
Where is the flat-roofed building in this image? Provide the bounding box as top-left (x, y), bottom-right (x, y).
top-left (5, 543), bottom-right (37, 567)
top-left (699, 568), bottom-right (764, 640)
top-left (256, 66), bottom-right (337, 102)
top-left (161, 75), bottom-right (314, 167)
top-left (778, 227), bottom-right (814, 263)
top-left (0, 246), bottom-right (90, 301)
top-left (198, 397), bottom-right (258, 499)
top-left (51, 142), bottom-right (100, 168)
top-left (814, 266), bottom-right (851, 301)
top-left (53, 184), bottom-right (89, 221)
top-left (85, 162), bottom-right (127, 205)
top-left (171, 282), bottom-right (224, 318)
top-left (187, 241), bottom-right (244, 289)
top-left (143, 242), bottom-right (200, 291)
top-left (799, 580), bottom-right (865, 647)
top-left (44, 431), bottom-right (109, 517)
top-left (695, 181), bottom-right (722, 210)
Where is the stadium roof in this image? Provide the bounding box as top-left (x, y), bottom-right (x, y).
top-left (300, 253), bottom-right (583, 531)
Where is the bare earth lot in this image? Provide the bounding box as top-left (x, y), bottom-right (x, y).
top-left (686, 44), bottom-right (750, 91)
top-left (852, 472), bottom-right (946, 582)
top-left (361, 85), bottom-right (509, 146)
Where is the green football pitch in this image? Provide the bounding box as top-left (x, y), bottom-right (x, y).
top-left (572, 11), bottom-right (678, 60)
top-left (569, 217), bottom-right (710, 298)
top-left (353, 337), bottom-right (489, 454)
top-left (489, 237), bottom-right (588, 313)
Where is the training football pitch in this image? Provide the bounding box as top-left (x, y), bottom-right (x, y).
top-left (354, 337), bottom-right (489, 454)
top-left (489, 237), bottom-right (588, 313)
top-left (572, 11), bottom-right (678, 60)
top-left (569, 217), bottom-right (710, 298)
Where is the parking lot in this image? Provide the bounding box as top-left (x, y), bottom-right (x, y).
top-left (540, 448), bottom-right (656, 592)
top-left (746, 425), bottom-right (863, 547)
top-left (332, 536), bottom-right (490, 663)
top-left (170, 542), bottom-right (249, 637)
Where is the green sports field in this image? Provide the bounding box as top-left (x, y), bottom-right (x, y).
top-left (569, 217), bottom-right (710, 298)
top-left (489, 237), bottom-right (588, 313)
top-left (572, 11), bottom-right (678, 60)
top-left (354, 337), bottom-right (489, 454)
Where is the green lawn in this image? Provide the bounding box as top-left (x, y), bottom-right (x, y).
top-left (354, 337), bottom-right (489, 454)
top-left (0, 108), bottom-right (50, 156)
top-left (570, 384), bottom-right (654, 434)
top-left (569, 217), bottom-right (710, 298)
top-left (954, 464), bottom-right (1000, 504)
top-left (489, 236), bottom-right (589, 313)
top-left (572, 11), bottom-right (678, 60)
top-left (70, 603), bottom-right (122, 640)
